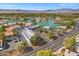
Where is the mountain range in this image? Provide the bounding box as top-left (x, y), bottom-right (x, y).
top-left (0, 9), bottom-right (79, 13)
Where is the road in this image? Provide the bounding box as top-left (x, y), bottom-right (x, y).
top-left (19, 22), bottom-right (79, 56)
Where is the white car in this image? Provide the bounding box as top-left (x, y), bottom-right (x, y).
top-left (0, 46), bottom-right (3, 51)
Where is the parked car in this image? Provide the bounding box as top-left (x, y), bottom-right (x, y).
top-left (0, 46), bottom-right (3, 51)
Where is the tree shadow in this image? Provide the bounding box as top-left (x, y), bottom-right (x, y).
top-left (25, 46), bottom-right (33, 53)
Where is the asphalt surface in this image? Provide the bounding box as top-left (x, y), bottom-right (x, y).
top-left (20, 22), bottom-right (79, 56)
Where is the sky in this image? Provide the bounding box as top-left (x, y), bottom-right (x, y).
top-left (0, 3), bottom-right (79, 10)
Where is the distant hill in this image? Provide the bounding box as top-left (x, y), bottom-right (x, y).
top-left (0, 9), bottom-right (79, 13)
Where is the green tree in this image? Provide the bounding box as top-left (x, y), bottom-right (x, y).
top-left (30, 36), bottom-right (39, 46)
top-left (13, 30), bottom-right (18, 36)
top-left (21, 40), bottom-right (27, 49)
top-left (30, 36), bottom-right (43, 46)
top-left (0, 26), bottom-right (5, 40)
top-left (36, 50), bottom-right (52, 56)
top-left (47, 31), bottom-right (53, 39)
top-left (0, 26), bottom-right (5, 32)
top-left (0, 26), bottom-right (6, 46)
top-left (63, 37), bottom-right (76, 50)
